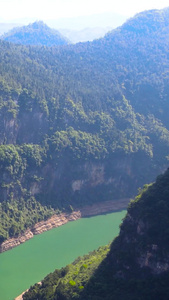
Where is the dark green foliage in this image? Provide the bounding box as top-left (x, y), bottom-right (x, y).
top-left (0, 197), bottom-right (55, 242)
top-left (49, 127), bottom-right (107, 160)
top-left (125, 168), bottom-right (169, 250)
top-left (0, 144), bottom-right (55, 241)
top-left (23, 245), bottom-right (110, 300)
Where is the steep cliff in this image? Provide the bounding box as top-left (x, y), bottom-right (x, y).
top-left (108, 168), bottom-right (169, 277)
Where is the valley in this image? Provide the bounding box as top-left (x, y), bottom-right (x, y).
top-left (0, 210), bottom-right (126, 300)
top-left (0, 5), bottom-right (169, 300)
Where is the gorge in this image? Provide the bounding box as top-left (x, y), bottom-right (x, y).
top-left (0, 6), bottom-right (169, 300)
top-left (0, 210), bottom-right (126, 300)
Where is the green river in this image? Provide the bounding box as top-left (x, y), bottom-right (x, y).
top-left (0, 210), bottom-right (126, 300)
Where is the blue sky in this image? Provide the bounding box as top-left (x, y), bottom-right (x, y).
top-left (0, 0), bottom-right (169, 24)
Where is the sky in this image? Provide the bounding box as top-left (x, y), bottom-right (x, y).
top-left (0, 0), bottom-right (169, 26)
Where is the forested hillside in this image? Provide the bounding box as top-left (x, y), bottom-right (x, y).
top-left (23, 167), bottom-right (169, 300)
top-left (0, 21), bottom-right (69, 46)
top-left (0, 7), bottom-right (169, 242)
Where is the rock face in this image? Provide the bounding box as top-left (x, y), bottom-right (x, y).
top-left (0, 230), bottom-right (34, 253)
top-left (39, 159), bottom-right (139, 206)
top-left (108, 168), bottom-right (169, 277)
top-left (81, 198), bottom-right (129, 217)
top-left (0, 138), bottom-right (156, 211)
top-left (32, 211), bottom-right (81, 235)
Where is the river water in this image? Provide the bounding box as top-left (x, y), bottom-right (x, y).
top-left (0, 210), bottom-right (126, 300)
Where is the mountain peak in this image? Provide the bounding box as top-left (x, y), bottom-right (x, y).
top-left (30, 20), bottom-right (48, 29)
top-left (0, 21), bottom-right (70, 46)
top-left (105, 6), bottom-right (169, 39)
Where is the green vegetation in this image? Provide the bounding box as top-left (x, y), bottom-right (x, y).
top-left (1, 21), bottom-right (69, 46)
top-left (23, 245), bottom-right (110, 300)
top-left (23, 168), bottom-right (169, 300)
top-left (0, 8), bottom-right (169, 242)
top-left (0, 144), bottom-right (56, 242)
top-left (0, 197), bottom-right (55, 243)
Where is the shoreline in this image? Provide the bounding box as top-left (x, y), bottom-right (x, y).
top-left (12, 198), bottom-right (129, 300)
top-left (0, 198), bottom-right (129, 254)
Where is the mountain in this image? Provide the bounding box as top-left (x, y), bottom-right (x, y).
top-left (0, 21), bottom-right (69, 46)
top-left (23, 167), bottom-right (169, 300)
top-left (0, 7), bottom-right (169, 243)
top-left (44, 12), bottom-right (128, 31)
top-left (58, 27), bottom-right (112, 43)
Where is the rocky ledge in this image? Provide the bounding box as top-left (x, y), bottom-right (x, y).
top-left (32, 211), bottom-right (81, 235)
top-left (0, 230), bottom-right (34, 253)
top-left (0, 198), bottom-right (129, 253)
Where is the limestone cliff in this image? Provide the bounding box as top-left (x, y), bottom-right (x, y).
top-left (107, 168), bottom-right (169, 278)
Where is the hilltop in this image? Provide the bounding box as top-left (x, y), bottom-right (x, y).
top-left (0, 21), bottom-right (69, 46)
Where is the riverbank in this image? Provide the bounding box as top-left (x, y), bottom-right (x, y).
top-left (0, 198), bottom-right (129, 253)
top-left (14, 290), bottom-right (28, 300)
top-left (6, 208), bottom-right (127, 300)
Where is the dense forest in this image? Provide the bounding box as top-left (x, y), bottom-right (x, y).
top-left (23, 167), bottom-right (169, 300)
top-left (0, 21), bottom-right (69, 46)
top-left (0, 8), bottom-right (169, 242)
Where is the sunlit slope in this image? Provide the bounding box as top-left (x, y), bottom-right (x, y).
top-left (0, 7), bottom-right (169, 242)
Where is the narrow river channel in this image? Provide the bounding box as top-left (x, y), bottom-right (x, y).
top-left (0, 210), bottom-right (126, 300)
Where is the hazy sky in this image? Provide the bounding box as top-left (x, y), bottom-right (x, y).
top-left (0, 0), bottom-right (169, 22)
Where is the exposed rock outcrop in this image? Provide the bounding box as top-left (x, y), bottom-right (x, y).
top-left (32, 211), bottom-right (81, 235)
top-left (107, 169), bottom-right (169, 278)
top-left (0, 230), bottom-right (34, 253)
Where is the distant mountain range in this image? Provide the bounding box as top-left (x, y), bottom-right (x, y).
top-left (0, 21), bottom-right (69, 46)
top-left (59, 27), bottom-right (112, 43)
top-left (0, 21), bottom-right (112, 45)
top-left (0, 12), bottom-right (128, 44)
top-left (46, 11), bottom-right (127, 30)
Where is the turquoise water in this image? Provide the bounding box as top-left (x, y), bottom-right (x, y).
top-left (0, 210), bottom-right (126, 300)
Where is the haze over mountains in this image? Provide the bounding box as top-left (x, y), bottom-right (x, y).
top-left (0, 7), bottom-right (169, 244)
top-left (1, 21), bottom-right (69, 46)
top-left (0, 21), bottom-right (112, 45)
top-left (0, 12), bottom-right (127, 44)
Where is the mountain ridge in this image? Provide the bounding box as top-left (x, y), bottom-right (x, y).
top-left (0, 20), bottom-right (69, 46)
